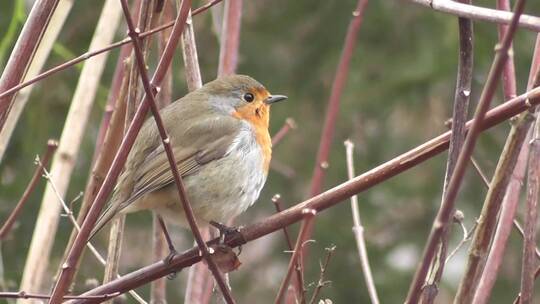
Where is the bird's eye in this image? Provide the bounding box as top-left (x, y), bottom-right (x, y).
top-left (243, 93), bottom-right (254, 102)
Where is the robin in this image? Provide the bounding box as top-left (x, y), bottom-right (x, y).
top-left (90, 75), bottom-right (287, 238)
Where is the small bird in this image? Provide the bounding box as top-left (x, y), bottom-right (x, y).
top-left (90, 75), bottom-right (286, 238)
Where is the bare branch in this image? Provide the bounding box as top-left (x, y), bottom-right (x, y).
top-left (0, 140), bottom-right (57, 240)
top-left (406, 1), bottom-right (527, 302)
top-left (308, 246), bottom-right (336, 304)
top-left (343, 140), bottom-right (379, 304)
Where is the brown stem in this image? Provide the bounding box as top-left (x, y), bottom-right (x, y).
top-left (471, 32), bottom-right (540, 304)
top-left (420, 0), bottom-right (473, 301)
top-left (272, 118), bottom-right (297, 146)
top-left (72, 84), bottom-right (540, 303)
top-left (0, 0), bottom-right (224, 101)
top-left (48, 1), bottom-right (193, 302)
top-left (119, 0), bottom-right (236, 302)
top-left (275, 209), bottom-right (316, 304)
top-left (0, 291), bottom-right (119, 300)
top-left (406, 1), bottom-right (527, 302)
top-left (0, 0), bottom-right (60, 131)
top-left (497, 0), bottom-right (517, 101)
top-left (217, 0), bottom-right (242, 76)
top-left (271, 195), bottom-right (305, 302)
top-left (308, 246), bottom-right (336, 304)
top-left (0, 140), bottom-right (57, 240)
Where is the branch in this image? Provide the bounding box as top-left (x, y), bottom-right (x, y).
top-left (406, 1), bottom-right (527, 302)
top-left (72, 84), bottom-right (540, 303)
top-left (0, 0), bottom-right (60, 131)
top-left (472, 32), bottom-right (540, 304)
top-left (119, 0), bottom-right (236, 303)
top-left (308, 245), bottom-right (336, 304)
top-left (405, 0), bottom-right (540, 32)
top-left (344, 140), bottom-right (379, 304)
top-left (0, 0), bottom-right (224, 101)
top-left (275, 209), bottom-right (316, 304)
top-left (48, 1), bottom-right (193, 302)
top-left (420, 0), bottom-right (473, 300)
top-left (272, 118), bottom-right (297, 146)
top-left (0, 140), bottom-right (57, 240)
top-left (217, 0), bottom-right (242, 76)
top-left (0, 291), bottom-right (119, 300)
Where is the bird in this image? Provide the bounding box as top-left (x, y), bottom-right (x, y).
top-left (90, 74), bottom-right (287, 239)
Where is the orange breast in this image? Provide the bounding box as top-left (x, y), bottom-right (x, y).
top-left (232, 104), bottom-right (272, 173)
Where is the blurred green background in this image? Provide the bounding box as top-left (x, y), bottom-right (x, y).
top-left (1, 0), bottom-right (540, 303)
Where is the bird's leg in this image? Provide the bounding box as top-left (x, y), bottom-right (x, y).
top-left (157, 215), bottom-right (178, 265)
top-left (209, 220), bottom-right (245, 255)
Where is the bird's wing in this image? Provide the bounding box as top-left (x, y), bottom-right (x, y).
top-left (121, 114), bottom-right (242, 210)
top-left (89, 115), bottom-right (241, 240)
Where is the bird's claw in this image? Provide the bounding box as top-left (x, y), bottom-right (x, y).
top-left (209, 221), bottom-right (245, 254)
top-left (163, 249), bottom-right (178, 280)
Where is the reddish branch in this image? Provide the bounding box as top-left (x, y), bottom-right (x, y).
top-left (0, 291), bottom-right (119, 300)
top-left (121, 0), bottom-right (235, 302)
top-left (272, 195), bottom-right (305, 301)
top-left (497, 0), bottom-right (517, 101)
top-left (309, 0), bottom-right (368, 197)
top-left (0, 140), bottom-right (57, 239)
top-left (0, 0), bottom-right (224, 101)
top-left (72, 85), bottom-right (540, 303)
top-left (272, 118), bottom-right (296, 146)
top-left (47, 1), bottom-right (193, 302)
top-left (0, 0), bottom-right (60, 131)
top-left (275, 209), bottom-right (316, 304)
top-left (218, 0), bottom-right (243, 76)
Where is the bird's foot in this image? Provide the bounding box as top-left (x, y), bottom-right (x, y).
top-left (209, 221), bottom-right (245, 254)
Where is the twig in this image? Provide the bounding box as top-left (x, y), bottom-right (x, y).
top-left (0, 0), bottom-right (73, 162)
top-left (0, 0), bottom-right (224, 101)
top-left (48, 0), bottom-right (193, 301)
top-left (275, 209), bottom-right (317, 304)
top-left (0, 0), bottom-right (60, 131)
top-left (19, 0), bottom-right (123, 296)
top-left (405, 0), bottom-right (540, 32)
top-left (72, 84), bottom-right (540, 302)
top-left (520, 80), bottom-right (540, 304)
top-left (497, 0), bottom-right (517, 101)
top-left (420, 0), bottom-right (473, 300)
top-left (472, 32), bottom-right (540, 304)
top-left (406, 1), bottom-right (527, 302)
top-left (40, 163), bottom-right (147, 304)
top-left (308, 246), bottom-right (336, 304)
top-left (444, 211), bottom-right (477, 263)
top-left (118, 0), bottom-right (236, 303)
top-left (272, 118), bottom-right (297, 146)
top-left (343, 140), bottom-right (379, 304)
top-left (272, 194), bottom-right (305, 302)
top-left (217, 0), bottom-right (242, 76)
top-left (0, 140), bottom-right (57, 239)
top-left (0, 291), bottom-right (120, 300)
top-left (513, 220), bottom-right (540, 259)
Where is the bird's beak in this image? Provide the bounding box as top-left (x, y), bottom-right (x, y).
top-left (265, 95), bottom-right (287, 105)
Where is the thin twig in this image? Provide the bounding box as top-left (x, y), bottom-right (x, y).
top-left (308, 246), bottom-right (336, 304)
top-left (20, 0), bottom-right (123, 296)
top-left (275, 209), bottom-right (317, 304)
top-left (472, 31), bottom-right (540, 304)
top-left (0, 0), bottom-right (224, 101)
top-left (0, 140), bottom-right (57, 239)
top-left (0, 291), bottom-right (120, 300)
top-left (118, 0), bottom-right (236, 303)
top-left (72, 84), bottom-right (540, 302)
top-left (406, 1), bottom-right (527, 302)
top-left (0, 0), bottom-right (60, 131)
top-left (444, 211), bottom-right (477, 263)
top-left (272, 194), bottom-right (306, 302)
top-left (272, 118), bottom-right (297, 146)
top-left (48, 0), bottom-right (193, 301)
top-left (343, 140), bottom-right (379, 304)
top-left (405, 0), bottom-right (540, 32)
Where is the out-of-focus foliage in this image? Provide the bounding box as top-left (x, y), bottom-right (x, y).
top-left (1, 0), bottom-right (540, 303)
